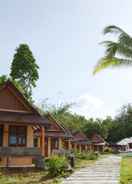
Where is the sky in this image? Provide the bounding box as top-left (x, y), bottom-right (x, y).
top-left (0, 0), bottom-right (132, 119)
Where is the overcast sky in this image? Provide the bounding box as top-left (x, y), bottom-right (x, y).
top-left (0, 0), bottom-right (132, 118)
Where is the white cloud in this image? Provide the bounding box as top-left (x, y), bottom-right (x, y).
top-left (70, 93), bottom-right (112, 118)
top-left (76, 94), bottom-right (104, 109)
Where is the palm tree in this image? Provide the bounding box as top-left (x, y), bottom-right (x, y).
top-left (93, 25), bottom-right (132, 74)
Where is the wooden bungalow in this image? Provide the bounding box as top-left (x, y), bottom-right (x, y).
top-left (116, 137), bottom-right (132, 152)
top-left (71, 132), bottom-right (92, 153)
top-left (45, 114), bottom-right (73, 157)
top-left (0, 81), bottom-right (49, 168)
top-left (34, 114), bottom-right (73, 157)
top-left (91, 134), bottom-right (106, 152)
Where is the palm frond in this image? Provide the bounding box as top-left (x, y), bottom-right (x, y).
top-left (116, 44), bottom-right (132, 58)
top-left (113, 58), bottom-right (132, 66)
top-left (94, 25), bottom-right (132, 74)
top-left (118, 32), bottom-right (132, 48)
top-left (102, 41), bottom-right (132, 58)
top-left (101, 41), bottom-right (118, 57)
top-left (93, 57), bottom-right (120, 75)
top-left (103, 25), bottom-right (132, 48)
top-left (103, 25), bottom-right (125, 35)
top-left (101, 41), bottom-right (132, 58)
top-left (93, 57), bottom-right (132, 75)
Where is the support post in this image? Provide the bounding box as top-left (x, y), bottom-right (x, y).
top-left (79, 144), bottom-right (82, 153)
top-left (37, 136), bottom-right (41, 148)
top-left (27, 126), bottom-right (33, 147)
top-left (85, 145), bottom-right (88, 152)
top-left (3, 124), bottom-right (8, 147)
top-left (41, 126), bottom-right (45, 156)
top-left (58, 138), bottom-right (62, 150)
top-left (48, 137), bottom-right (51, 156)
top-left (90, 144), bottom-right (93, 151)
top-left (3, 125), bottom-right (9, 167)
top-left (68, 140), bottom-right (72, 150)
top-left (74, 143), bottom-right (77, 152)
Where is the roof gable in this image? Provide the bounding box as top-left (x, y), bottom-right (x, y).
top-left (91, 134), bottom-right (105, 143)
top-left (73, 132), bottom-right (87, 141)
top-left (46, 114), bottom-right (65, 133)
top-left (0, 81), bottom-right (37, 113)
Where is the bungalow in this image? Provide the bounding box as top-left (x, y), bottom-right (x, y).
top-left (44, 114), bottom-right (72, 157)
top-left (0, 81), bottom-right (49, 168)
top-left (71, 132), bottom-right (92, 153)
top-left (91, 134), bottom-right (106, 152)
top-left (34, 114), bottom-right (73, 157)
top-left (117, 137), bottom-right (132, 152)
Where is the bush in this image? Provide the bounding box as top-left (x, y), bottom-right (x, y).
top-left (112, 148), bottom-right (119, 154)
top-left (103, 147), bottom-right (113, 154)
top-left (47, 155), bottom-right (69, 177)
top-left (75, 151), bottom-right (99, 160)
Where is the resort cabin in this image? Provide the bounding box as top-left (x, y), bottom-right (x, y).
top-left (35, 114), bottom-right (73, 157)
top-left (71, 132), bottom-right (92, 153)
top-left (117, 137), bottom-right (132, 152)
top-left (0, 81), bottom-right (49, 168)
top-left (91, 134), bottom-right (106, 152)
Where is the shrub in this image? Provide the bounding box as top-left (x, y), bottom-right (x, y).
top-left (75, 151), bottom-right (99, 160)
top-left (103, 147), bottom-right (113, 154)
top-left (47, 155), bottom-right (69, 177)
top-left (112, 148), bottom-right (119, 154)
top-left (87, 151), bottom-right (99, 160)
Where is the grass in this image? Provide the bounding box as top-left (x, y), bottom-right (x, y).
top-left (0, 159), bottom-right (93, 184)
top-left (0, 153), bottom-right (100, 184)
top-left (75, 151), bottom-right (106, 170)
top-left (75, 158), bottom-right (96, 170)
top-left (0, 158), bottom-right (96, 184)
top-left (120, 157), bottom-right (132, 184)
top-left (0, 170), bottom-right (61, 184)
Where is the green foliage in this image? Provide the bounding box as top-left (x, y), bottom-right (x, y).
top-left (40, 102), bottom-right (86, 132)
top-left (54, 112), bottom-right (87, 132)
top-left (47, 155), bottom-right (69, 177)
top-left (120, 157), bottom-right (132, 184)
top-left (41, 102), bottom-right (132, 144)
top-left (75, 151), bottom-right (99, 160)
top-left (10, 44), bottom-right (39, 100)
top-left (0, 75), bottom-right (8, 86)
top-left (93, 25), bottom-right (132, 74)
top-left (105, 104), bottom-right (132, 143)
top-left (82, 118), bottom-right (106, 138)
top-left (103, 147), bottom-right (113, 154)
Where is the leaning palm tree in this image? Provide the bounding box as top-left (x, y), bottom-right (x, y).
top-left (93, 25), bottom-right (132, 74)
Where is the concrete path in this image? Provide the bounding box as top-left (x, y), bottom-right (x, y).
top-left (62, 155), bottom-right (121, 184)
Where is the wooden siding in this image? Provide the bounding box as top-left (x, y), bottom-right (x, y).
top-left (0, 157), bottom-right (33, 167)
top-left (0, 86), bottom-right (30, 112)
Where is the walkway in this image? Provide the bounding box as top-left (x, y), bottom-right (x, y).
top-left (62, 155), bottom-right (121, 184)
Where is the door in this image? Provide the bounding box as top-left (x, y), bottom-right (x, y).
top-left (45, 137), bottom-right (48, 157)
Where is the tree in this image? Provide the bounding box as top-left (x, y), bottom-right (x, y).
top-left (10, 44), bottom-right (39, 100)
top-left (0, 75), bottom-right (8, 86)
top-left (93, 25), bottom-right (132, 74)
top-left (83, 119), bottom-right (101, 137)
top-left (105, 104), bottom-right (132, 143)
top-left (83, 118), bottom-right (110, 139)
top-left (40, 102), bottom-right (87, 132)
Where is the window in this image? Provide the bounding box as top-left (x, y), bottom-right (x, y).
top-left (34, 137), bottom-right (38, 147)
top-left (52, 138), bottom-right (59, 149)
top-left (54, 139), bottom-right (59, 149)
top-left (9, 126), bottom-right (27, 146)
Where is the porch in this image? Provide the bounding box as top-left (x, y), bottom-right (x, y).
top-left (45, 136), bottom-right (72, 157)
top-left (0, 123), bottom-right (45, 167)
